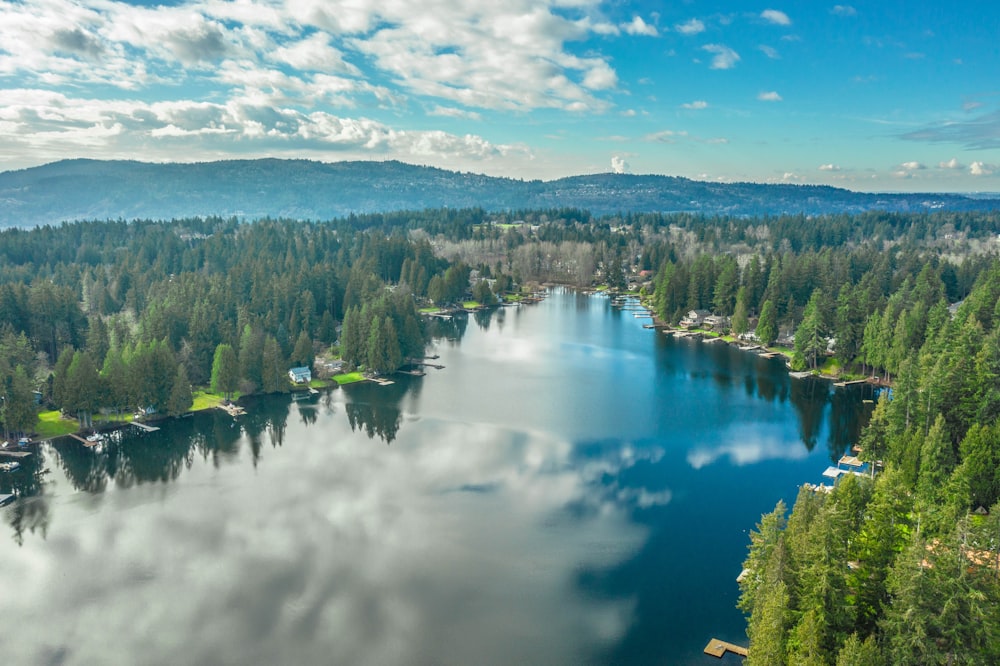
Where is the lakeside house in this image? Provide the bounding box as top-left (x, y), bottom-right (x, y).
top-left (680, 309), bottom-right (712, 328)
top-left (680, 309), bottom-right (730, 330)
top-left (288, 366), bottom-right (312, 384)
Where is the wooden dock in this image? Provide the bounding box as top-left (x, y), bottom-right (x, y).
top-left (217, 403), bottom-right (246, 417)
top-left (833, 378), bottom-right (868, 387)
top-left (69, 433), bottom-right (94, 446)
top-left (131, 421), bottom-right (160, 432)
top-left (838, 455), bottom-right (863, 467)
top-left (0, 450), bottom-right (31, 458)
top-left (704, 638), bottom-right (748, 659)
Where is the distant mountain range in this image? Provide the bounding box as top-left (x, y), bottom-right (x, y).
top-left (0, 158), bottom-right (997, 227)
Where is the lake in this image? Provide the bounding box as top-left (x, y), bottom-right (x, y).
top-left (0, 288), bottom-right (873, 665)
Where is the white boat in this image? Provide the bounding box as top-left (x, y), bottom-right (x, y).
top-left (0, 461), bottom-right (20, 472)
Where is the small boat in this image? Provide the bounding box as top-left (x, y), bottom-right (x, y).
top-left (85, 433), bottom-right (105, 443)
top-left (17, 437), bottom-right (30, 448)
top-left (0, 461), bottom-right (20, 472)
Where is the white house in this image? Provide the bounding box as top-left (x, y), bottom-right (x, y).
top-left (288, 366), bottom-right (312, 384)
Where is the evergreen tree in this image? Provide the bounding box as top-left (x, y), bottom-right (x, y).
top-left (64, 351), bottom-right (99, 428)
top-left (794, 288), bottom-right (827, 370)
top-left (291, 330), bottom-right (314, 368)
top-left (756, 299), bottom-right (778, 346)
top-left (166, 363), bottom-right (192, 417)
top-left (260, 335), bottom-right (287, 394)
top-left (3, 365), bottom-right (37, 436)
top-left (210, 343), bottom-right (239, 401)
top-left (731, 286), bottom-right (750, 336)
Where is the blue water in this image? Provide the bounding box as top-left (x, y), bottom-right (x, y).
top-left (0, 288), bottom-right (871, 665)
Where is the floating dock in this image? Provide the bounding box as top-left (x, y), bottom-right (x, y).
top-left (704, 638), bottom-right (748, 659)
top-left (69, 433), bottom-right (94, 446)
top-left (217, 403), bottom-right (247, 417)
top-left (131, 422), bottom-right (160, 432)
top-left (0, 450), bottom-right (32, 459)
top-left (838, 455), bottom-right (863, 467)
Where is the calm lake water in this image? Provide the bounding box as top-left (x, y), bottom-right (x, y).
top-left (0, 289), bottom-right (873, 665)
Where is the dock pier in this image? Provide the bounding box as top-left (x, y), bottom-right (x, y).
top-left (131, 421), bottom-right (160, 432)
top-left (704, 638), bottom-right (748, 659)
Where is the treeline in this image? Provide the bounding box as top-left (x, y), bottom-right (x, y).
top-left (739, 262), bottom-right (1000, 664)
top-left (0, 217), bottom-right (462, 433)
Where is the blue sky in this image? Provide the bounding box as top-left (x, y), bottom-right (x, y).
top-left (1, 1), bottom-right (998, 191)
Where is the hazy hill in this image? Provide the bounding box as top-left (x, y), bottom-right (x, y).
top-left (0, 158), bottom-right (996, 226)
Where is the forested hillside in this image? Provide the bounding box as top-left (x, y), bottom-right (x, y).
top-left (0, 217), bottom-right (452, 433)
top-left (737, 261), bottom-right (1000, 664)
top-left (2, 158), bottom-right (998, 227)
top-left (0, 206), bottom-right (997, 439)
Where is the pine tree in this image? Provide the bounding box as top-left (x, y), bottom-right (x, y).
top-left (732, 286), bottom-right (750, 336)
top-left (166, 363), bottom-right (192, 417)
top-left (260, 335), bottom-right (287, 394)
top-left (210, 343), bottom-right (239, 401)
top-left (756, 299), bottom-right (778, 346)
top-left (794, 288), bottom-right (826, 370)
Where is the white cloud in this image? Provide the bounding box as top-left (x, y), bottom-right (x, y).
top-left (0, 0), bottom-right (630, 117)
top-left (427, 106), bottom-right (482, 121)
top-left (761, 9), bottom-right (792, 26)
top-left (831, 5), bottom-right (857, 17)
top-left (643, 130), bottom-right (688, 143)
top-left (681, 100), bottom-right (708, 110)
top-left (271, 33), bottom-right (360, 76)
top-left (611, 156), bottom-right (630, 173)
top-left (970, 161), bottom-right (994, 176)
top-left (819, 164), bottom-right (840, 171)
top-left (622, 16), bottom-right (658, 37)
top-left (674, 18), bottom-right (705, 35)
top-left (702, 44), bottom-right (740, 70)
top-left (939, 157), bottom-right (963, 169)
top-left (759, 45), bottom-right (780, 59)
top-left (0, 87), bottom-right (533, 171)
top-left (757, 91), bottom-right (782, 102)
top-left (900, 161), bottom-right (926, 170)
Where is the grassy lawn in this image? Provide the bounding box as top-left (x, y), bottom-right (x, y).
top-left (191, 390), bottom-right (224, 411)
top-left (462, 300), bottom-right (482, 309)
top-left (35, 410), bottom-right (79, 439)
top-left (819, 357), bottom-right (842, 376)
top-left (420, 306), bottom-right (441, 313)
top-left (332, 371), bottom-right (366, 385)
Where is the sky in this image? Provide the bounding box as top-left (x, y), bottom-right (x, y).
top-left (1, 1), bottom-right (998, 192)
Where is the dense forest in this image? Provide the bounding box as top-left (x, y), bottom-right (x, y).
top-left (1, 207), bottom-right (999, 441)
top-left (0, 217), bottom-right (456, 435)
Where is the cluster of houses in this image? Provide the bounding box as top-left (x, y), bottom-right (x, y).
top-left (679, 309), bottom-right (731, 331)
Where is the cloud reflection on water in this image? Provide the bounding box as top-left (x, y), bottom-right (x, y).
top-left (1, 411), bottom-right (655, 666)
top-left (686, 424), bottom-right (809, 470)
